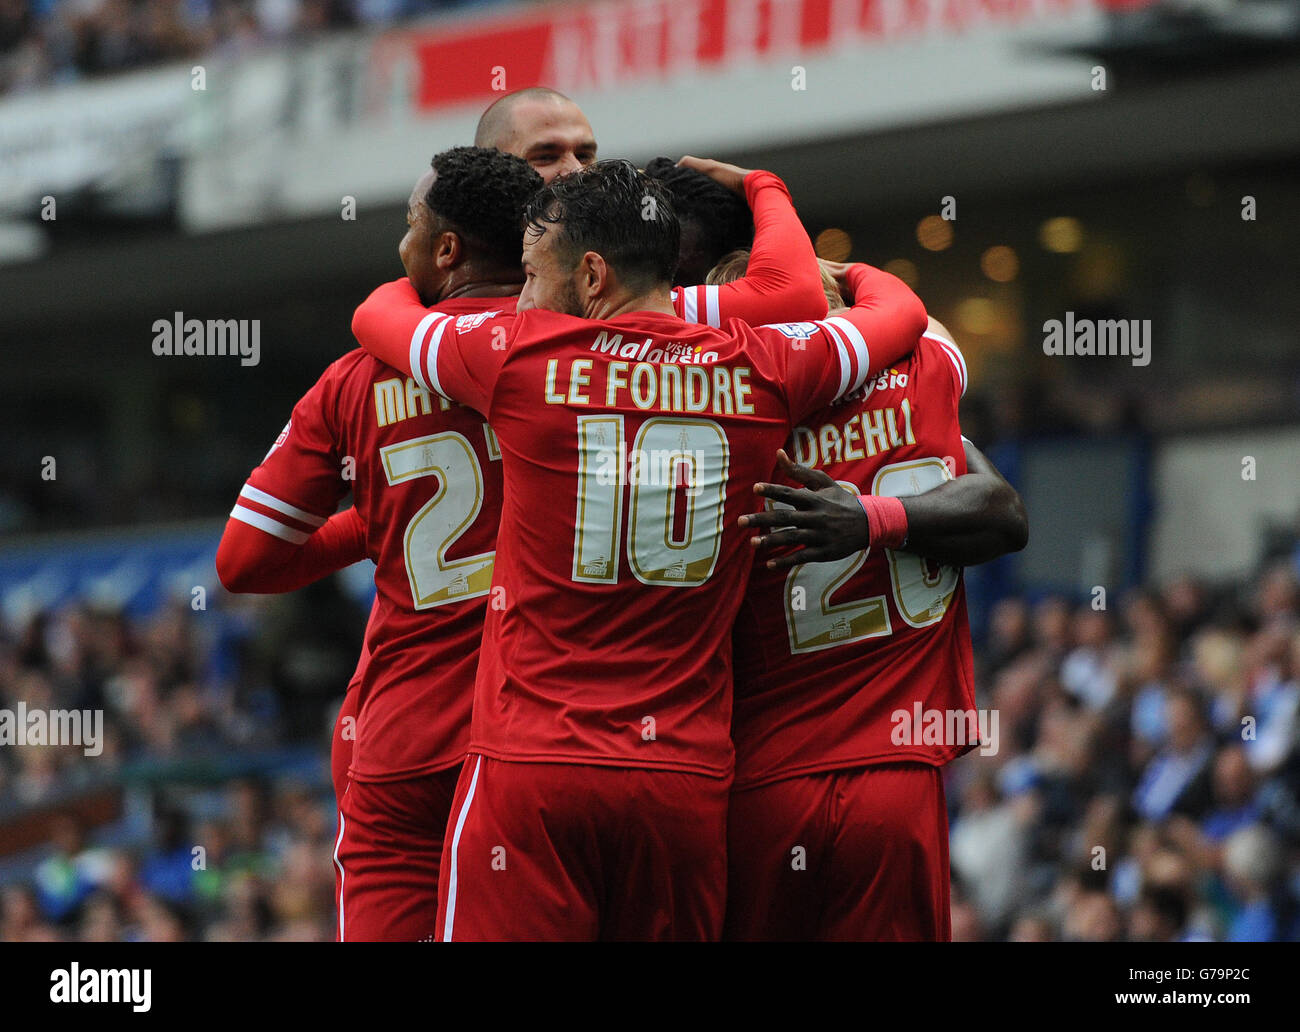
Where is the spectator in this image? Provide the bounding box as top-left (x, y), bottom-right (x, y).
top-left (1132, 688), bottom-right (1215, 822)
top-left (1201, 746), bottom-right (1261, 843)
top-left (1242, 627), bottom-right (1299, 776)
top-left (1222, 825), bottom-right (1286, 942)
top-left (0, 0), bottom-right (481, 94)
top-left (1061, 607), bottom-right (1120, 711)
top-left (949, 770), bottom-right (1030, 935)
top-left (33, 816), bottom-right (99, 923)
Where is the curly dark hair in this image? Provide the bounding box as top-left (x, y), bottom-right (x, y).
top-left (523, 159), bottom-right (679, 291)
top-left (427, 146), bottom-right (543, 268)
top-left (643, 157), bottom-right (753, 286)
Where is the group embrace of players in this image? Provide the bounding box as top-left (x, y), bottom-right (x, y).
top-left (215, 87), bottom-right (1028, 941)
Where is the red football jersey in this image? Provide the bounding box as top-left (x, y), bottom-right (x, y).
top-left (369, 290), bottom-right (921, 778)
top-left (230, 296), bottom-right (515, 781)
top-left (731, 329), bottom-right (978, 789)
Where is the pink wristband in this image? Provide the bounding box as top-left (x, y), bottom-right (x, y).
top-left (857, 494), bottom-right (909, 550)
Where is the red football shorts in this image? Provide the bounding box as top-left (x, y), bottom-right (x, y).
top-left (330, 686), bottom-right (359, 807)
top-left (333, 768), bottom-right (460, 942)
top-left (330, 687), bottom-right (357, 943)
top-left (435, 755), bottom-right (729, 941)
top-left (330, 686), bottom-right (358, 943)
top-left (724, 762), bottom-right (951, 941)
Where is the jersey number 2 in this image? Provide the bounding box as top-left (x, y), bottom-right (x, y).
top-left (380, 431), bottom-right (497, 609)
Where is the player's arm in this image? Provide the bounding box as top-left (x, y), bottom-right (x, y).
top-left (674, 157), bottom-right (827, 326)
top-left (771, 262), bottom-right (928, 427)
top-left (352, 281), bottom-right (507, 414)
top-left (896, 439), bottom-right (1028, 566)
top-left (351, 278), bottom-right (437, 378)
top-left (819, 261), bottom-right (929, 377)
top-left (217, 507), bottom-right (367, 593)
top-left (216, 368), bottom-right (358, 593)
top-left (740, 442), bottom-right (1028, 570)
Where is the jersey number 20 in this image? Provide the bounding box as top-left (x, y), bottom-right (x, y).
top-left (784, 457), bottom-right (959, 653)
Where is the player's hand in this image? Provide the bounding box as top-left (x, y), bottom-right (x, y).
top-left (817, 259), bottom-right (857, 302)
top-left (676, 155), bottom-right (753, 196)
top-left (739, 450), bottom-right (869, 569)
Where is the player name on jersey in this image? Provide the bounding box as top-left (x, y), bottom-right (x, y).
top-left (790, 397), bottom-right (917, 470)
top-left (373, 374), bottom-right (454, 428)
top-left (544, 355), bottom-right (756, 415)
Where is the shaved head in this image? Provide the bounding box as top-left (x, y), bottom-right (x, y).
top-left (475, 87), bottom-right (597, 183)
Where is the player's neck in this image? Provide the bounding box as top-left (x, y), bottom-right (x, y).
top-left (587, 288), bottom-right (675, 320)
top-left (441, 269), bottom-right (523, 302)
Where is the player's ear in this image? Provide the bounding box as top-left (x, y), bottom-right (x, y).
top-left (434, 231), bottom-right (462, 271)
top-left (581, 251), bottom-right (607, 298)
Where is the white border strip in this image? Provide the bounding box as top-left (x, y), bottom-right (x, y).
top-left (333, 807), bottom-right (347, 942)
top-left (230, 504), bottom-right (310, 544)
top-left (825, 315), bottom-right (872, 395)
top-left (239, 484), bottom-right (326, 527)
top-left (442, 755), bottom-right (483, 942)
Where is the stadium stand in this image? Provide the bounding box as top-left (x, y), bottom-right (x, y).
top-left (0, 0), bottom-right (523, 95)
top-left (2, 528), bottom-right (1297, 939)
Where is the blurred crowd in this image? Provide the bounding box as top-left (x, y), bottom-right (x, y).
top-left (0, 0), bottom-right (502, 95)
top-left (948, 559), bottom-right (1300, 942)
top-left (3, 783), bottom-right (339, 941)
top-left (0, 580), bottom-right (362, 941)
top-left (2, 546), bottom-right (1298, 940)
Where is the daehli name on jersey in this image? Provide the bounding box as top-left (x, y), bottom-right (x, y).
top-left (792, 399), bottom-right (917, 470)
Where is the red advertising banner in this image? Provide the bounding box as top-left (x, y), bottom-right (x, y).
top-left (370, 0), bottom-right (1105, 117)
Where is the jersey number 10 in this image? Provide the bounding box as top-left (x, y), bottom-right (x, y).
top-left (571, 415), bottom-right (729, 587)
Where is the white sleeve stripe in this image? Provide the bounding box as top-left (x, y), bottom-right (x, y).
top-left (924, 331), bottom-right (966, 387)
top-left (230, 504), bottom-right (311, 544)
top-left (682, 287), bottom-right (698, 324)
top-left (937, 342), bottom-right (964, 387)
top-left (704, 284), bottom-right (721, 328)
top-left (408, 313), bottom-right (442, 393)
top-left (825, 316), bottom-right (872, 395)
top-left (935, 338), bottom-right (967, 392)
top-left (817, 320), bottom-right (854, 401)
top-left (424, 316), bottom-right (455, 401)
top-left (925, 331), bottom-right (968, 396)
top-left (238, 484), bottom-right (326, 527)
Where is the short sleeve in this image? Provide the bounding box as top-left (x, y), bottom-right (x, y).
top-left (408, 309), bottom-right (515, 417)
top-left (672, 284), bottom-right (725, 327)
top-left (921, 327), bottom-right (969, 398)
top-left (758, 315), bottom-right (876, 424)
